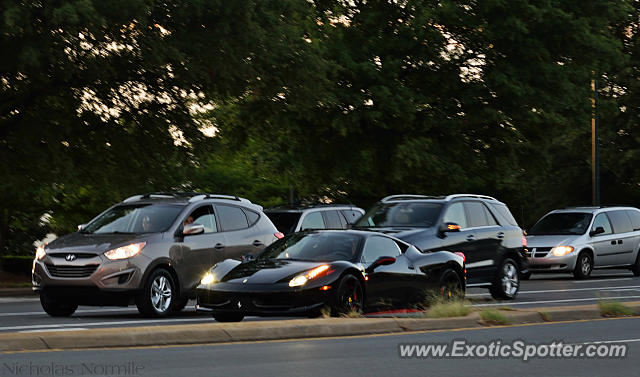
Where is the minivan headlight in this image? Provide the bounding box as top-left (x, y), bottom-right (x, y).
top-left (104, 242), bottom-right (146, 260)
top-left (35, 245), bottom-right (46, 260)
top-left (551, 246), bottom-right (574, 257)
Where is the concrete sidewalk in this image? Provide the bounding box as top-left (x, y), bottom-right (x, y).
top-left (1, 302), bottom-right (638, 353)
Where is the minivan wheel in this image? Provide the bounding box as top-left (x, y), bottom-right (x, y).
top-left (573, 252), bottom-right (593, 279)
top-left (489, 258), bottom-right (520, 300)
top-left (40, 292), bottom-right (78, 317)
top-left (630, 253), bottom-right (640, 277)
top-left (136, 269), bottom-right (175, 317)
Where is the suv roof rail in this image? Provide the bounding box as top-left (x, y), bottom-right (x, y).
top-left (188, 194), bottom-right (252, 204)
top-left (380, 194), bottom-right (443, 202)
top-left (266, 203), bottom-right (359, 210)
top-left (122, 192), bottom-right (196, 202)
top-left (563, 205), bottom-right (626, 209)
top-left (445, 194), bottom-right (498, 201)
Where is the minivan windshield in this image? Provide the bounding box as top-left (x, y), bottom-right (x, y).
top-left (82, 204), bottom-right (183, 234)
top-left (258, 232), bottom-right (362, 262)
top-left (354, 202), bottom-right (443, 228)
top-left (528, 212), bottom-right (593, 236)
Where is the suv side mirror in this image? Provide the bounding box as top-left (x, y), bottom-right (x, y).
top-left (438, 222), bottom-right (461, 237)
top-left (589, 226), bottom-right (605, 237)
top-left (183, 224), bottom-right (205, 235)
top-left (365, 256), bottom-right (396, 273)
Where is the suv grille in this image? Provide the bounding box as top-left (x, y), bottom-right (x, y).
top-left (45, 264), bottom-right (99, 278)
top-left (48, 253), bottom-right (97, 259)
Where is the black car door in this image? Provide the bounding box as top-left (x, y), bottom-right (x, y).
top-left (361, 236), bottom-right (410, 309)
top-left (437, 201), bottom-right (479, 280)
top-left (463, 201), bottom-right (503, 284)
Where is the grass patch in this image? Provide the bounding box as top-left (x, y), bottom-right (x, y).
top-left (426, 299), bottom-right (473, 318)
top-left (497, 306), bottom-right (516, 311)
top-left (479, 309), bottom-right (509, 325)
top-left (341, 310), bottom-right (363, 318)
top-left (598, 300), bottom-right (634, 317)
top-left (320, 306), bottom-right (332, 318)
top-left (539, 311), bottom-right (551, 322)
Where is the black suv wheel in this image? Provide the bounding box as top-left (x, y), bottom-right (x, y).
top-left (489, 258), bottom-right (520, 300)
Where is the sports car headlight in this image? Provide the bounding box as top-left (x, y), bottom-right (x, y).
top-left (201, 272), bottom-right (216, 285)
top-left (289, 265), bottom-right (330, 287)
top-left (35, 245), bottom-right (46, 260)
top-left (104, 242), bottom-right (146, 260)
top-left (551, 246), bottom-right (574, 257)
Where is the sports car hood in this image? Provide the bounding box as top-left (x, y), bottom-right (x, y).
top-left (219, 259), bottom-right (329, 284)
top-left (45, 232), bottom-right (151, 254)
top-left (526, 234), bottom-right (582, 247)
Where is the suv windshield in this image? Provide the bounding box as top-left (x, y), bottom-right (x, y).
top-left (528, 213), bottom-right (593, 236)
top-left (355, 202), bottom-right (443, 228)
top-left (258, 232), bottom-right (362, 262)
top-left (83, 204), bottom-right (183, 234)
top-left (265, 212), bottom-right (302, 234)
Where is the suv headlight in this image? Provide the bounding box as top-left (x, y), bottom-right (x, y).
top-left (104, 242), bottom-right (146, 260)
top-left (35, 245), bottom-right (46, 260)
top-left (551, 246), bottom-right (574, 257)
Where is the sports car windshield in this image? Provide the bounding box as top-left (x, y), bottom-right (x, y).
top-left (528, 213), bottom-right (593, 235)
top-left (82, 204), bottom-right (183, 234)
top-left (355, 202), bottom-right (443, 228)
top-left (258, 232), bottom-right (362, 262)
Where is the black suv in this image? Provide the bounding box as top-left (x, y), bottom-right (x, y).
top-left (354, 194), bottom-right (528, 299)
top-left (264, 204), bottom-right (364, 235)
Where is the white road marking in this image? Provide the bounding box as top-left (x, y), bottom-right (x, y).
top-left (0, 317), bottom-right (213, 332)
top-left (581, 338), bottom-right (640, 345)
top-left (0, 297), bottom-right (40, 304)
top-left (0, 307), bottom-right (141, 317)
top-left (466, 285), bottom-right (640, 297)
top-left (19, 328), bottom-right (89, 333)
top-left (472, 295), bottom-right (640, 307)
top-left (572, 278), bottom-right (634, 284)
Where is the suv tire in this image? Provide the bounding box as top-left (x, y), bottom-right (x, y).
top-left (489, 258), bottom-right (520, 300)
top-left (573, 252), bottom-right (593, 279)
top-left (40, 291), bottom-right (78, 317)
top-left (136, 268), bottom-right (176, 317)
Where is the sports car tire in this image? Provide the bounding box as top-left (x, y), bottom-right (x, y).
top-left (332, 274), bottom-right (364, 316)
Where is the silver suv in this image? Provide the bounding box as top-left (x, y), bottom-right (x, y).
top-left (264, 204), bottom-right (364, 235)
top-left (32, 193), bottom-right (281, 317)
top-left (526, 206), bottom-right (640, 279)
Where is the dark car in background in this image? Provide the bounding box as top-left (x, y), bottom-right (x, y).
top-left (354, 194), bottom-right (528, 299)
top-left (196, 230), bottom-right (464, 322)
top-left (264, 204), bottom-right (364, 235)
top-left (32, 193), bottom-right (281, 318)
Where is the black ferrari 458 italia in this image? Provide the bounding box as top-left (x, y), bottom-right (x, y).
top-left (195, 230), bottom-right (465, 322)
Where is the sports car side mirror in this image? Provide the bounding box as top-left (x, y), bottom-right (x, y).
top-left (183, 224), bottom-right (205, 235)
top-left (589, 226), bottom-right (605, 237)
top-left (365, 256), bottom-right (396, 273)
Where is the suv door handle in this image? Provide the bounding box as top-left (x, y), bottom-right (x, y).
top-left (611, 240), bottom-right (617, 245)
top-left (252, 240), bottom-right (264, 247)
top-left (214, 243), bottom-right (225, 250)
top-left (466, 235), bottom-right (475, 241)
top-left (497, 232), bottom-right (505, 239)
top-left (618, 240), bottom-right (624, 245)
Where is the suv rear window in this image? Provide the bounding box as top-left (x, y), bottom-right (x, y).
top-left (265, 212), bottom-right (302, 234)
top-left (217, 205), bottom-right (249, 231)
top-left (488, 203), bottom-right (519, 227)
top-left (355, 202), bottom-right (443, 228)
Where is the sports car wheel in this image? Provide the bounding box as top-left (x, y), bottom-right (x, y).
top-left (489, 258), bottom-right (519, 300)
top-left (438, 268), bottom-right (463, 300)
top-left (213, 313), bottom-right (244, 322)
top-left (333, 274), bottom-right (363, 316)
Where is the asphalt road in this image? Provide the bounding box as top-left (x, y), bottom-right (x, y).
top-left (1, 317), bottom-right (637, 377)
top-left (0, 269), bottom-right (638, 334)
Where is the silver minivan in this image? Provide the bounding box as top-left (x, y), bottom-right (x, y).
top-left (526, 206), bottom-right (640, 279)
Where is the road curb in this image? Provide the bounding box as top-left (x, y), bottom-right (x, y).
top-left (1, 302), bottom-right (639, 352)
top-left (0, 288), bottom-right (36, 297)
